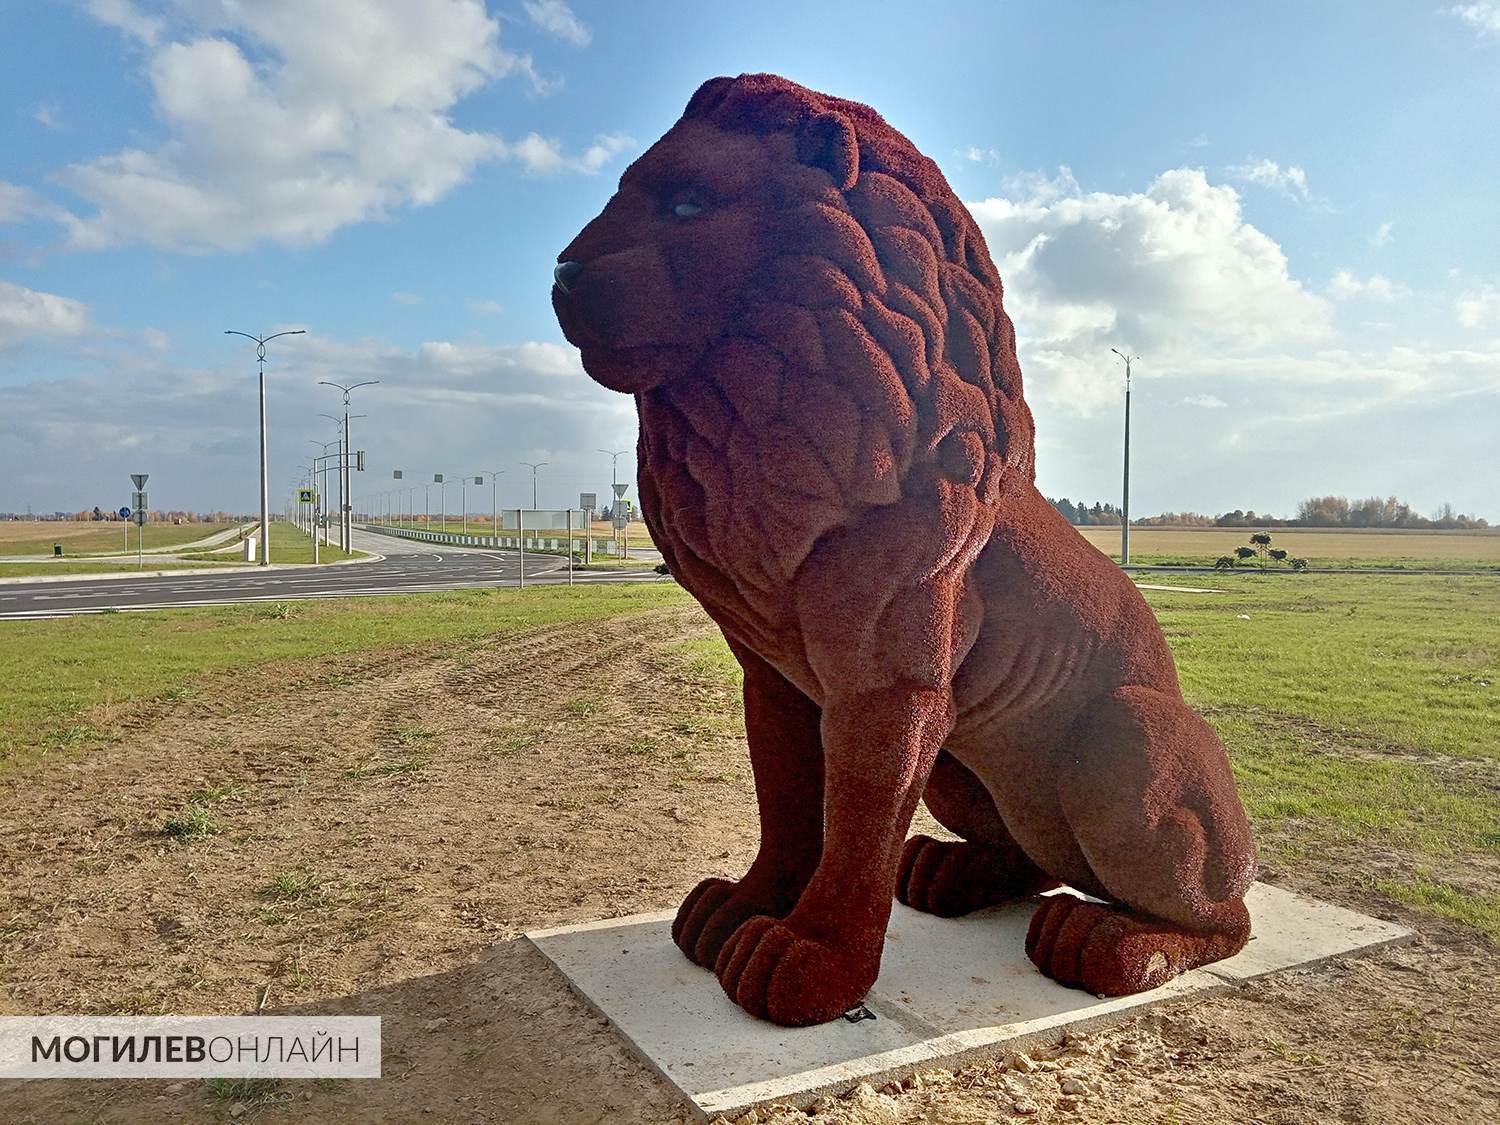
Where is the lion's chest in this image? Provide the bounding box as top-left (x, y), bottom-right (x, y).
top-left (636, 389), bottom-right (857, 655)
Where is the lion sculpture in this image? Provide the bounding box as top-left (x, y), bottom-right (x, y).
top-left (552, 73), bottom-right (1256, 1027)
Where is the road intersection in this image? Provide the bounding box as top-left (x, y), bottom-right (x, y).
top-left (0, 528), bottom-right (666, 620)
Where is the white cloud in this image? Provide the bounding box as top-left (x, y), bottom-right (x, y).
top-left (391, 291), bottom-right (424, 306)
top-left (0, 281), bottom-right (90, 347)
top-left (1370, 220), bottom-right (1394, 247)
top-left (965, 163), bottom-right (1500, 455)
top-left (1456, 285), bottom-right (1500, 327)
top-left (509, 131), bottom-right (634, 176)
top-left (1451, 2), bottom-right (1500, 34)
top-left (467, 298), bottom-right (503, 316)
top-left (523, 0), bottom-right (591, 47)
top-left (59, 0), bottom-right (624, 253)
top-left (84, 0), bottom-right (165, 46)
top-left (967, 167), bottom-right (1331, 409)
top-left (33, 103), bottom-right (62, 130)
top-left (1226, 158), bottom-right (1310, 200)
top-left (0, 182), bottom-right (44, 224)
top-left (960, 145), bottom-right (1002, 164)
top-left (1328, 270), bottom-right (1404, 302)
top-left (142, 326), bottom-right (171, 351)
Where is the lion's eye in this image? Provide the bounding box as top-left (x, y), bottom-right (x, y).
top-left (672, 202), bottom-right (703, 218)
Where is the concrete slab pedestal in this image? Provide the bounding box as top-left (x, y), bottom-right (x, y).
top-left (526, 882), bottom-right (1412, 1121)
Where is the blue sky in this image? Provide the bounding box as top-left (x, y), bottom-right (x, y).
top-left (2, 0), bottom-right (1497, 519)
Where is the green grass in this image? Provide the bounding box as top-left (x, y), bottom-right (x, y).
top-left (264, 870), bottom-right (321, 901)
top-left (667, 574), bottom-right (1500, 940)
top-left (0, 583), bottom-right (691, 771)
top-left (206, 1076), bottom-right (282, 1104)
top-left (1373, 874), bottom-right (1500, 937)
top-left (3, 572), bottom-right (1496, 941)
top-left (179, 521), bottom-right (364, 565)
top-left (1148, 575), bottom-right (1497, 759)
top-left (0, 522), bottom-right (359, 575)
top-left (1124, 552), bottom-right (1498, 572)
top-left (161, 803), bottom-right (223, 840)
top-left (671, 635), bottom-right (743, 686)
top-left (1148, 575), bottom-right (1499, 939)
top-left (264, 520), bottom-right (363, 564)
top-left (0, 521), bottom-right (241, 558)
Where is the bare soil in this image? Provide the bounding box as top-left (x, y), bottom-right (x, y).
top-left (1, 604), bottom-right (1495, 1123)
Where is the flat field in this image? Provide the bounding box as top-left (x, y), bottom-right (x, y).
top-left (378, 521), bottom-right (1500, 567)
top-left (0, 575), bottom-right (1495, 1122)
top-left (1077, 524), bottom-right (1500, 570)
top-left (0, 523), bottom-right (356, 577)
top-left (0, 520), bottom-right (238, 557)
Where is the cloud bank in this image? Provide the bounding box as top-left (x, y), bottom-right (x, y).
top-left (60, 0), bottom-right (629, 252)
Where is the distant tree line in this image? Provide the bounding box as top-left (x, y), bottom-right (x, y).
top-left (1045, 499), bottom-right (1124, 525)
top-left (1046, 495), bottom-right (1488, 530)
top-left (1292, 496), bottom-right (1488, 530)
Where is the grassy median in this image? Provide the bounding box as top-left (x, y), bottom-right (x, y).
top-left (0, 573), bottom-right (1495, 941)
top-left (0, 583), bottom-right (690, 771)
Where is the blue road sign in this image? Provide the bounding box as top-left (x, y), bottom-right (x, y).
top-left (118, 506), bottom-right (132, 519)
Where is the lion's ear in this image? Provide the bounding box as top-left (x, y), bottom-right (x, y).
top-left (684, 76), bottom-right (735, 119)
top-left (797, 110), bottom-right (859, 191)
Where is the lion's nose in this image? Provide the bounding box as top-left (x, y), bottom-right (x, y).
top-left (553, 261), bottom-right (584, 293)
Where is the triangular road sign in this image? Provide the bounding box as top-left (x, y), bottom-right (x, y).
top-left (612, 483), bottom-right (628, 498)
top-left (131, 473), bottom-right (149, 489)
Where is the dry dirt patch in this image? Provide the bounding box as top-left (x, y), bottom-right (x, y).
top-left (1, 603), bottom-right (1495, 1123)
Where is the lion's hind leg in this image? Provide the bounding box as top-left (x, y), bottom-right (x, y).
top-left (898, 749), bottom-right (1058, 917)
top-left (1028, 686), bottom-right (1256, 995)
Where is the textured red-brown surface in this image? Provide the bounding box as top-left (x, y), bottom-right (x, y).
top-left (553, 74), bottom-right (1256, 1027)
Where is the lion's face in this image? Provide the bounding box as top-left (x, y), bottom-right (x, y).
top-left (552, 114), bottom-right (837, 394)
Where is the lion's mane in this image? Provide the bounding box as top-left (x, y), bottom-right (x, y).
top-left (683, 74), bottom-right (1035, 499)
top-left (633, 74), bottom-right (1039, 616)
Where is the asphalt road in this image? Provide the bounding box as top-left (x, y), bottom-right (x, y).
top-left (0, 528), bottom-right (667, 620)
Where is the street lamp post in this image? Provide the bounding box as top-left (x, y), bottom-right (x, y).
top-left (225, 328), bottom-right (305, 564)
top-left (599, 448), bottom-right (630, 550)
top-left (434, 474), bottom-right (448, 534)
top-left (340, 413), bottom-right (366, 541)
top-left (319, 380), bottom-right (379, 552)
top-left (481, 469), bottom-right (505, 545)
top-left (315, 419), bottom-right (342, 545)
top-left (1110, 348), bottom-right (1138, 567)
top-left (310, 438), bottom-right (338, 550)
top-left (598, 447), bottom-right (628, 503)
top-left (521, 461), bottom-right (548, 510)
top-left (309, 451), bottom-right (348, 563)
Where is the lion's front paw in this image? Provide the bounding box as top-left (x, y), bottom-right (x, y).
top-left (672, 877), bottom-right (787, 969)
top-left (713, 915), bottom-right (880, 1026)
